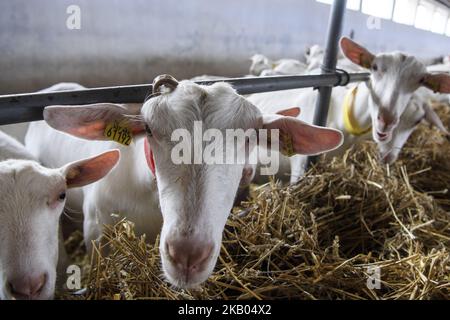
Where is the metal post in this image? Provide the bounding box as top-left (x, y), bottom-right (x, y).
top-left (307, 0), bottom-right (347, 168)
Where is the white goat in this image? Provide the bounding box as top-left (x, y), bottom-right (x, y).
top-left (189, 75), bottom-right (230, 82)
top-left (27, 76), bottom-right (343, 289)
top-left (248, 38), bottom-right (450, 183)
top-left (305, 44), bottom-right (363, 73)
top-left (305, 44), bottom-right (325, 71)
top-left (249, 54), bottom-right (307, 76)
top-left (0, 130), bottom-right (119, 300)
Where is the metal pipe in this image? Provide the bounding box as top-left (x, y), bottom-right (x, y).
top-left (307, 0), bottom-right (347, 168)
top-left (0, 72), bottom-right (368, 125)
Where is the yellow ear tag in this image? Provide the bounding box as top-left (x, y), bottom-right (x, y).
top-left (427, 79), bottom-right (440, 93)
top-left (361, 54), bottom-right (372, 69)
top-left (280, 132), bottom-right (295, 157)
top-left (104, 120), bottom-right (133, 146)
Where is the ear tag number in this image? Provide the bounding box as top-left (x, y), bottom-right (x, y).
top-left (280, 132), bottom-right (295, 157)
top-left (104, 120), bottom-right (133, 146)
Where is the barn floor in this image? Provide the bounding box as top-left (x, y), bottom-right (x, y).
top-left (60, 103), bottom-right (450, 300)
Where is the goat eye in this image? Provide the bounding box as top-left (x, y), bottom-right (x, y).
top-left (419, 77), bottom-right (425, 84)
top-left (372, 64), bottom-right (378, 71)
top-left (145, 124), bottom-right (153, 137)
top-left (58, 192), bottom-right (66, 201)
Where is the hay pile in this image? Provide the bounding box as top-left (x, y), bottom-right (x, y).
top-left (62, 104), bottom-right (449, 300)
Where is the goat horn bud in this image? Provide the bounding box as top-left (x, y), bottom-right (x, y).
top-left (152, 74), bottom-right (179, 94)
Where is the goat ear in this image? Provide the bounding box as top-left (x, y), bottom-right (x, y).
top-left (422, 73), bottom-right (450, 94)
top-left (340, 37), bottom-right (375, 69)
top-left (62, 149), bottom-right (120, 188)
top-left (261, 115), bottom-right (343, 156)
top-left (43, 103), bottom-right (145, 141)
top-left (276, 107), bottom-right (301, 118)
top-left (423, 104), bottom-right (449, 134)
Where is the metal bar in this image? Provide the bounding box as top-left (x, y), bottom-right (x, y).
top-left (307, 0), bottom-right (347, 168)
top-left (0, 72), bottom-right (368, 125)
top-left (435, 0), bottom-right (450, 9)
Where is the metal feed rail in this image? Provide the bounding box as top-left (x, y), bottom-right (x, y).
top-left (0, 71), bottom-right (368, 126)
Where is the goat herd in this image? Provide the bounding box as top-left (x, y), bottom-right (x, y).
top-left (0, 38), bottom-right (449, 300)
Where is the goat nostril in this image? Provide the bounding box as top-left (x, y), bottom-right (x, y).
top-left (9, 281), bottom-right (27, 297)
top-left (187, 244), bottom-right (213, 273)
top-left (32, 274), bottom-right (47, 295)
top-left (7, 281), bottom-right (15, 295)
top-left (378, 118), bottom-right (387, 126)
top-left (197, 245), bottom-right (213, 265)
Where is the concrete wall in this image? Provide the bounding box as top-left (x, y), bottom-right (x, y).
top-left (1, 0), bottom-right (449, 95)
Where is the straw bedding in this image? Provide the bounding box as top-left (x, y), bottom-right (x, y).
top-left (61, 103), bottom-right (450, 300)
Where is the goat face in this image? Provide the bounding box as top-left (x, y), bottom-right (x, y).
top-left (0, 151), bottom-right (118, 300)
top-left (340, 37), bottom-right (450, 148)
top-left (143, 80), bottom-right (263, 288)
top-left (43, 76), bottom-right (343, 289)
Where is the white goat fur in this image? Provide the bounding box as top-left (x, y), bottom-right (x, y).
top-left (249, 54), bottom-right (307, 76)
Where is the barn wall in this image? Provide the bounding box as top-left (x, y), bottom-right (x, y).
top-left (0, 0), bottom-right (449, 95)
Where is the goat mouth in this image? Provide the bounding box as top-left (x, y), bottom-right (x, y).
top-left (376, 131), bottom-right (390, 141)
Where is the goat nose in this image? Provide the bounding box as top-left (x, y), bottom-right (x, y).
top-left (8, 274), bottom-right (46, 299)
top-left (167, 240), bottom-right (213, 272)
top-left (377, 114), bottom-right (395, 131)
top-left (378, 112), bottom-right (397, 126)
top-left (378, 114), bottom-right (387, 125)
